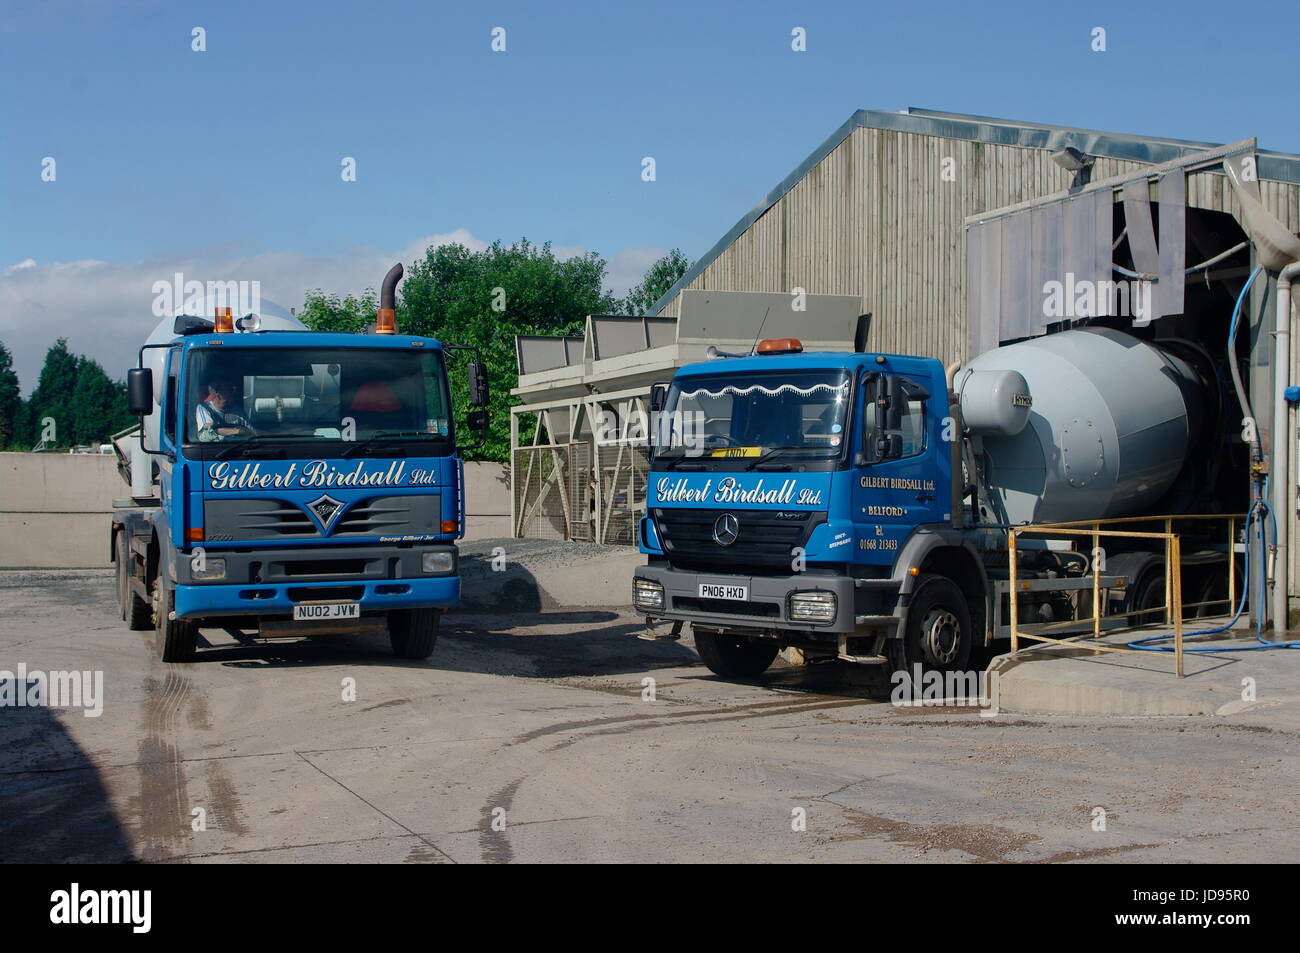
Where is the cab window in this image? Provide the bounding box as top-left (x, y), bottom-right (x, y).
top-left (163, 349), bottom-right (181, 446)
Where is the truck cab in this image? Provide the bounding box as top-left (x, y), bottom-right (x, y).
top-left (112, 267), bottom-right (489, 663)
top-left (633, 337), bottom-right (981, 678)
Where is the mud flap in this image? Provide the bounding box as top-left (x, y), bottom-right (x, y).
top-left (638, 619), bottom-right (683, 642)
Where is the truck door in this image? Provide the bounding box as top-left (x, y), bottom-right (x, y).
top-left (850, 372), bottom-right (947, 564)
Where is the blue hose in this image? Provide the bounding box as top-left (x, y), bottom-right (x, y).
top-left (1128, 268), bottom-right (1300, 653)
top-left (1126, 498), bottom-right (1298, 652)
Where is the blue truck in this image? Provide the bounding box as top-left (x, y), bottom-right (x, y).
top-left (111, 264), bottom-right (489, 662)
top-left (633, 329), bottom-right (1240, 679)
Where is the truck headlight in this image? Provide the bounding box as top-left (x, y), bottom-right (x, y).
top-left (422, 551), bottom-right (455, 573)
top-left (191, 557), bottom-right (226, 582)
top-left (633, 578), bottom-right (664, 610)
top-left (788, 590), bottom-right (836, 623)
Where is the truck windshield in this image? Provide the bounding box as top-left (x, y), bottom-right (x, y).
top-left (185, 346), bottom-right (451, 454)
top-left (654, 368), bottom-right (852, 466)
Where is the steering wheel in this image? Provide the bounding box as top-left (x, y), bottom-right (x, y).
top-left (703, 433), bottom-right (742, 447)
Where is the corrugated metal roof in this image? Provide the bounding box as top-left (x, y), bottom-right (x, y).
top-left (649, 107), bottom-right (1300, 316)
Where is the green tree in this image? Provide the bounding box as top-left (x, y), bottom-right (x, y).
top-left (70, 358), bottom-right (132, 446)
top-left (398, 240), bottom-right (620, 461)
top-left (8, 340), bottom-right (134, 449)
top-left (0, 340), bottom-right (20, 450)
top-left (10, 402), bottom-right (32, 451)
top-left (25, 338), bottom-right (80, 448)
top-left (621, 248), bottom-right (691, 315)
top-left (299, 289), bottom-right (377, 334)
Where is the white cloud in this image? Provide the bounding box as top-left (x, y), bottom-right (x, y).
top-left (533, 244), bottom-right (666, 300)
top-left (0, 231), bottom-right (484, 394)
top-left (606, 247), bottom-right (669, 299)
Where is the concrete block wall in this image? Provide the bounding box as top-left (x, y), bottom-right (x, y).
top-left (462, 461), bottom-right (511, 540)
top-left (0, 453), bottom-right (510, 568)
top-left (0, 453), bottom-right (123, 568)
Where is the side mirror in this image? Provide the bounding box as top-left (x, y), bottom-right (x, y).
top-left (883, 375), bottom-right (904, 432)
top-left (467, 362), bottom-right (489, 407)
top-left (866, 374), bottom-right (904, 463)
top-left (466, 409), bottom-right (488, 431)
top-left (127, 368), bottom-right (153, 416)
top-left (873, 390), bottom-right (889, 437)
top-left (649, 382), bottom-right (668, 413)
top-left (875, 432), bottom-right (902, 460)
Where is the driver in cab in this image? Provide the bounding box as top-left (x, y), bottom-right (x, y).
top-left (195, 377), bottom-right (255, 442)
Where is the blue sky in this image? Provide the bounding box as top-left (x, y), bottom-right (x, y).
top-left (2, 0), bottom-right (1299, 388)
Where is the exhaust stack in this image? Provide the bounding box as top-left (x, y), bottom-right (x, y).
top-left (376, 263), bottom-right (403, 334)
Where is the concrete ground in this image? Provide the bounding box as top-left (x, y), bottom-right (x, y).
top-left (2, 569), bottom-right (1298, 864)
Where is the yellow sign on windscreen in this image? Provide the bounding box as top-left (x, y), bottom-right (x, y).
top-left (710, 447), bottom-right (761, 458)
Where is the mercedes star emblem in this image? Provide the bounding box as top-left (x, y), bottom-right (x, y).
top-left (712, 512), bottom-right (740, 547)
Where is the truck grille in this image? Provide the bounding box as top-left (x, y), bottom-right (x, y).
top-left (205, 494), bottom-right (440, 540)
top-left (672, 596), bottom-right (781, 618)
top-left (652, 507), bottom-right (826, 572)
top-left (287, 585), bottom-right (364, 603)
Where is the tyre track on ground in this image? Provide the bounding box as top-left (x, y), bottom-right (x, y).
top-left (467, 691), bottom-right (879, 862)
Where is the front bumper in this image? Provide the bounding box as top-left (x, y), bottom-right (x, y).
top-left (171, 543), bottom-right (460, 620)
top-left (633, 564), bottom-right (902, 636)
top-left (173, 574), bottom-right (460, 620)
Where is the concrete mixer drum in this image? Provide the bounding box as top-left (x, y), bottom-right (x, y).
top-left (961, 327), bottom-right (1202, 525)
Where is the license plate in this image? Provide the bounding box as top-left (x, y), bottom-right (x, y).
top-left (293, 602), bottom-right (360, 621)
top-left (699, 583), bottom-right (747, 601)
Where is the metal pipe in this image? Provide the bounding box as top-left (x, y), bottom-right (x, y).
top-left (379, 263), bottom-right (403, 311)
top-left (944, 360), bottom-right (962, 394)
top-left (130, 435), bottom-right (151, 499)
top-left (1008, 530), bottom-right (1019, 653)
top-left (1092, 526), bottom-right (1101, 640)
top-left (1172, 534), bottom-right (1184, 677)
top-left (1184, 240), bottom-right (1250, 276)
top-left (947, 360), bottom-right (963, 529)
top-left (1271, 262), bottom-right (1300, 634)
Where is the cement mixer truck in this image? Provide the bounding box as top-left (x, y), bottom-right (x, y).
top-left (632, 326), bottom-right (1244, 678)
top-left (110, 265), bottom-right (490, 662)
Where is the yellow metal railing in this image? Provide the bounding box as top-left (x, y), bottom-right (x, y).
top-left (1007, 514), bottom-right (1244, 678)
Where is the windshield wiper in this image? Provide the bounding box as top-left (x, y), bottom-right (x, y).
top-left (656, 452), bottom-right (706, 471)
top-left (213, 439), bottom-right (257, 460)
top-left (340, 430), bottom-right (435, 459)
top-left (744, 447), bottom-right (799, 470)
top-left (212, 435), bottom-right (318, 460)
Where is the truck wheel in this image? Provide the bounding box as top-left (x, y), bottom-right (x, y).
top-left (693, 629), bottom-right (779, 679)
top-left (153, 574), bottom-right (197, 662)
top-left (1127, 567), bottom-right (1168, 626)
top-left (1193, 574), bottom-right (1230, 619)
top-left (1105, 553), bottom-right (1166, 626)
top-left (888, 574), bottom-right (972, 676)
top-left (116, 532), bottom-right (152, 630)
top-left (389, 608), bottom-right (440, 659)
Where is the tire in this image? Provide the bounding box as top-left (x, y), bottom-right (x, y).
top-left (693, 628), bottom-right (779, 679)
top-left (1104, 553), bottom-right (1166, 626)
top-left (1191, 567), bottom-right (1235, 619)
top-left (116, 532), bottom-right (152, 630)
top-left (1127, 567), bottom-right (1168, 626)
top-left (153, 573), bottom-right (198, 662)
top-left (115, 532), bottom-right (127, 622)
top-left (389, 608), bottom-right (441, 659)
top-left (887, 573), bottom-right (973, 677)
